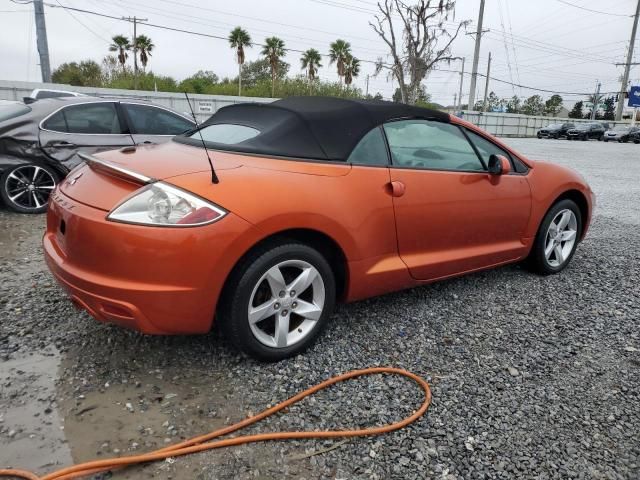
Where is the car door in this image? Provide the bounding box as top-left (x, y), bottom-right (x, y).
top-left (120, 102), bottom-right (195, 145)
top-left (384, 119), bottom-right (532, 281)
top-left (39, 101), bottom-right (134, 168)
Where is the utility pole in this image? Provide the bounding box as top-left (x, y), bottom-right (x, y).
top-left (468, 0), bottom-right (486, 111)
top-left (33, 0), bottom-right (51, 82)
top-left (482, 52), bottom-right (492, 112)
top-left (615, 0), bottom-right (640, 121)
top-left (453, 93), bottom-right (457, 112)
top-left (457, 57), bottom-right (465, 110)
top-left (591, 81), bottom-right (601, 120)
top-left (366, 74), bottom-right (370, 96)
top-left (123, 16), bottom-right (148, 91)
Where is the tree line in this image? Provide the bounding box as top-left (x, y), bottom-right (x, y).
top-left (52, 29), bottom-right (368, 100)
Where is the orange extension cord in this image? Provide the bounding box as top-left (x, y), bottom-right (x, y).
top-left (0, 367), bottom-right (432, 480)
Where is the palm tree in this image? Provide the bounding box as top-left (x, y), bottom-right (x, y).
top-left (300, 48), bottom-right (322, 90)
top-left (228, 27), bottom-right (252, 96)
top-left (134, 34), bottom-right (154, 72)
top-left (261, 36), bottom-right (286, 98)
top-left (329, 39), bottom-right (351, 84)
top-left (109, 35), bottom-right (131, 72)
top-left (344, 55), bottom-right (360, 86)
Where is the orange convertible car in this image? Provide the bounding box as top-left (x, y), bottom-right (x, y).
top-left (44, 97), bottom-right (594, 360)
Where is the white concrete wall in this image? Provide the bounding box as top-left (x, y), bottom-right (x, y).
top-left (0, 80), bottom-right (273, 123)
top-left (1, 80), bottom-right (633, 137)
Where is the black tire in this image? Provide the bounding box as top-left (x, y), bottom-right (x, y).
top-left (537, 133), bottom-right (542, 139)
top-left (553, 133), bottom-right (559, 139)
top-left (604, 138), bottom-right (608, 142)
top-left (0, 163), bottom-right (59, 214)
top-left (526, 199), bottom-right (582, 275)
top-left (635, 139), bottom-right (640, 144)
top-left (219, 241), bottom-right (336, 361)
top-left (582, 135), bottom-right (588, 141)
top-left (598, 134), bottom-right (603, 141)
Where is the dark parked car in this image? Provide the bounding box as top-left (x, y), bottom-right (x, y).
top-left (566, 123), bottom-right (605, 141)
top-left (537, 122), bottom-right (574, 139)
top-left (604, 125), bottom-right (640, 142)
top-left (0, 97), bottom-right (195, 213)
top-left (630, 129), bottom-right (640, 144)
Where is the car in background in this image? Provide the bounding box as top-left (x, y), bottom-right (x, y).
top-left (630, 129), bottom-right (640, 144)
top-left (537, 122), bottom-right (575, 139)
top-left (603, 125), bottom-right (640, 142)
top-left (566, 123), bottom-right (606, 141)
top-left (0, 97), bottom-right (195, 213)
top-left (28, 88), bottom-right (85, 101)
top-left (43, 97), bottom-right (594, 360)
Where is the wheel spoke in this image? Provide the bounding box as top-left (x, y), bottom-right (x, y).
top-left (32, 191), bottom-right (41, 208)
top-left (32, 166), bottom-right (41, 183)
top-left (264, 266), bottom-right (286, 296)
top-left (561, 229), bottom-right (576, 242)
top-left (295, 299), bottom-right (322, 321)
top-left (9, 190), bottom-right (27, 202)
top-left (544, 238), bottom-right (555, 259)
top-left (287, 267), bottom-right (317, 295)
top-left (274, 313), bottom-right (290, 348)
top-left (8, 172), bottom-right (27, 184)
top-left (248, 299), bottom-right (277, 325)
top-left (557, 211), bottom-right (571, 230)
top-left (36, 185), bottom-right (55, 190)
top-left (554, 244), bottom-right (564, 264)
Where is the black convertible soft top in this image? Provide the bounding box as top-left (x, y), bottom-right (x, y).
top-left (176, 96), bottom-right (450, 161)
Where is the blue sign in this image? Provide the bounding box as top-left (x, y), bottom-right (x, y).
top-left (629, 86), bottom-right (640, 108)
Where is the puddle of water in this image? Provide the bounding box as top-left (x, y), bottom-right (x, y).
top-left (0, 347), bottom-right (73, 473)
top-left (57, 358), bottom-right (238, 479)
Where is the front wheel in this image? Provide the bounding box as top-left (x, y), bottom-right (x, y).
top-left (527, 199), bottom-right (582, 275)
top-left (220, 242), bottom-right (336, 361)
top-left (0, 163), bottom-right (59, 214)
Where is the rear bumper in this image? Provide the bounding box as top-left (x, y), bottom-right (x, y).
top-left (44, 188), bottom-right (253, 334)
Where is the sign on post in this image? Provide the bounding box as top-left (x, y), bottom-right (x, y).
top-left (629, 86), bottom-right (640, 108)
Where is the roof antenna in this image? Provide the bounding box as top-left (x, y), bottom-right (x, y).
top-left (184, 92), bottom-right (219, 184)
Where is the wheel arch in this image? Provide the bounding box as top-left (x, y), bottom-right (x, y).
top-left (551, 189), bottom-right (590, 240)
top-left (217, 227), bottom-right (349, 320)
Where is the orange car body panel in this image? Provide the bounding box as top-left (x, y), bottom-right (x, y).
top-left (43, 113), bottom-right (594, 334)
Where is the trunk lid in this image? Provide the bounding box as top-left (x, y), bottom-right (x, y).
top-left (59, 141), bottom-right (241, 211)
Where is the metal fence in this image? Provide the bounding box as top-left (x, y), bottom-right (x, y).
top-left (0, 80), bottom-right (633, 136)
top-left (459, 111), bottom-right (629, 137)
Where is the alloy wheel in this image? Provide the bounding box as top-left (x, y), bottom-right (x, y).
top-left (544, 209), bottom-right (578, 268)
top-left (4, 165), bottom-right (56, 211)
top-left (248, 259), bottom-right (325, 349)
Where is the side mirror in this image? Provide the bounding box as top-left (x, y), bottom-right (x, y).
top-left (487, 154), bottom-right (512, 175)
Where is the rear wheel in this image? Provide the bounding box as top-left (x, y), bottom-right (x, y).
top-left (220, 242), bottom-right (336, 361)
top-left (0, 163), bottom-right (58, 214)
top-left (527, 199), bottom-right (582, 275)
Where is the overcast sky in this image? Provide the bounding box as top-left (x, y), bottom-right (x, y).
top-left (1, 0), bottom-right (639, 107)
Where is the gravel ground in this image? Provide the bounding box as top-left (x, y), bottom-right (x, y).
top-left (1, 138), bottom-right (639, 479)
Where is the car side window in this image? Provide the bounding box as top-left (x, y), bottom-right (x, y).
top-left (123, 104), bottom-right (194, 135)
top-left (43, 103), bottom-right (122, 134)
top-left (464, 129), bottom-right (512, 165)
top-left (383, 120), bottom-right (485, 172)
top-left (347, 127), bottom-right (388, 166)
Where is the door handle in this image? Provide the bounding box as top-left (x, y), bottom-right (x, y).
top-left (388, 181), bottom-right (406, 197)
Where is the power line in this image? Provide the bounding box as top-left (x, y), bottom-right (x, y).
top-left (555, 0), bottom-right (635, 17)
top-left (29, 0), bottom-right (627, 98)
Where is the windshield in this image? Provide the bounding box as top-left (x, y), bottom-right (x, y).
top-left (192, 124), bottom-right (261, 145)
top-left (0, 103), bottom-right (31, 123)
top-left (574, 124), bottom-right (590, 130)
top-left (613, 125), bottom-right (630, 131)
top-left (545, 124), bottom-right (562, 129)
